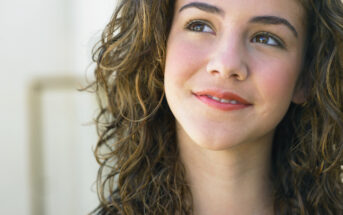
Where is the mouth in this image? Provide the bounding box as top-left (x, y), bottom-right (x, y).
top-left (204, 95), bottom-right (243, 105)
top-left (192, 90), bottom-right (252, 111)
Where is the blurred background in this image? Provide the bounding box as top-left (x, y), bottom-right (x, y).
top-left (1, 1), bottom-right (343, 215)
top-left (0, 0), bottom-right (116, 214)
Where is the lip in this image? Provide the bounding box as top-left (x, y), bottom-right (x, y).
top-left (193, 89), bottom-right (252, 111)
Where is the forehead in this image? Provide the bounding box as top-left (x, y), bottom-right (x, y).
top-left (174, 0), bottom-right (305, 12)
top-left (174, 0), bottom-right (306, 25)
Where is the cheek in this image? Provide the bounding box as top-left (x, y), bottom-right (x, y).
top-left (164, 35), bottom-right (208, 85)
top-left (251, 57), bottom-right (302, 133)
top-left (165, 47), bottom-right (190, 80)
top-left (255, 57), bottom-right (300, 102)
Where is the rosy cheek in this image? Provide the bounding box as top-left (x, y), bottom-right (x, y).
top-left (166, 37), bottom-right (205, 81)
top-left (256, 60), bottom-right (299, 101)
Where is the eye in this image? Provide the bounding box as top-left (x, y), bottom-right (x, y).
top-left (185, 20), bottom-right (215, 34)
top-left (251, 32), bottom-right (285, 48)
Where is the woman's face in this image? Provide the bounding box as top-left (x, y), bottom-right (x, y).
top-left (164, 0), bottom-right (306, 150)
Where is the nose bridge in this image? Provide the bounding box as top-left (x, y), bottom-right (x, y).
top-left (207, 28), bottom-right (248, 80)
top-left (217, 28), bottom-right (246, 69)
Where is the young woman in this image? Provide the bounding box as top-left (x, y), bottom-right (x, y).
top-left (90, 0), bottom-right (343, 214)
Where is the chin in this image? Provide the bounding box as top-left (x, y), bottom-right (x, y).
top-left (176, 119), bottom-right (245, 151)
top-left (183, 128), bottom-right (243, 151)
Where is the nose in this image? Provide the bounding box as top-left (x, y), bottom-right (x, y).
top-left (206, 38), bottom-right (248, 81)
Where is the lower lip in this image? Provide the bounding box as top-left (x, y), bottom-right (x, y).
top-left (194, 95), bottom-right (251, 111)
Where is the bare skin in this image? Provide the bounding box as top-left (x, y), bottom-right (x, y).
top-left (178, 124), bottom-right (274, 215)
top-left (164, 0), bottom-right (307, 214)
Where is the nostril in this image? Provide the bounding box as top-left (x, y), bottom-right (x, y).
top-left (206, 57), bottom-right (249, 81)
top-left (210, 70), bottom-right (220, 75)
top-left (230, 73), bottom-right (240, 79)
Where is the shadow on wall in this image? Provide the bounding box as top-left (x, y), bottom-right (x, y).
top-left (28, 75), bottom-right (99, 215)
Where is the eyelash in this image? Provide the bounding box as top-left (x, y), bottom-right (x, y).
top-left (185, 19), bottom-right (285, 49)
top-left (251, 32), bottom-right (285, 49)
top-left (185, 19), bottom-right (215, 34)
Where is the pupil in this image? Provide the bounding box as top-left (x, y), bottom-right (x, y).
top-left (258, 35), bottom-right (267, 43)
top-left (193, 24), bottom-right (203, 31)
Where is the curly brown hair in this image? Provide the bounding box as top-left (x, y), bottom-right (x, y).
top-left (89, 0), bottom-right (343, 214)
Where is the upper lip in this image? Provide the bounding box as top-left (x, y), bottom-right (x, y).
top-left (193, 89), bottom-right (252, 105)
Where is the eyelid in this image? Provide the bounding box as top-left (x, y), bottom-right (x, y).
top-left (184, 19), bottom-right (216, 34)
top-left (252, 31), bottom-right (286, 49)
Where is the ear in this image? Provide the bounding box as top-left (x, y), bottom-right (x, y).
top-left (292, 86), bottom-right (306, 104)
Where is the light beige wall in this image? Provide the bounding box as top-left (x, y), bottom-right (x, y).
top-left (0, 0), bottom-right (115, 214)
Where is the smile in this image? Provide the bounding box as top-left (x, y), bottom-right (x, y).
top-left (206, 95), bottom-right (240, 104)
top-left (193, 90), bottom-right (252, 111)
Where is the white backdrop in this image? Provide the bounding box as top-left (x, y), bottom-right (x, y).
top-left (0, 0), bottom-right (116, 214)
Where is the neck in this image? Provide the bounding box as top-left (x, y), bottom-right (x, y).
top-left (178, 131), bottom-right (275, 215)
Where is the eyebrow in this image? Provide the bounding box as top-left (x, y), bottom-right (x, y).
top-left (178, 2), bottom-right (298, 38)
top-left (179, 2), bottom-right (224, 16)
top-left (249, 16), bottom-right (298, 38)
